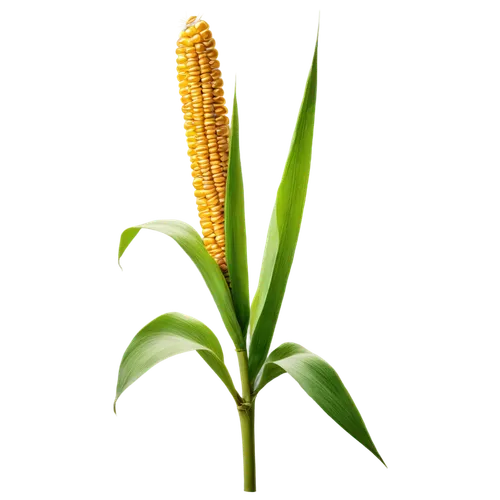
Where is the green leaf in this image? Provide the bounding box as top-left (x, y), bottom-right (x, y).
top-left (114, 312), bottom-right (240, 412)
top-left (225, 87), bottom-right (250, 335)
top-left (254, 342), bottom-right (385, 465)
top-left (116, 226), bottom-right (143, 271)
top-left (248, 36), bottom-right (318, 382)
top-left (118, 220), bottom-right (244, 349)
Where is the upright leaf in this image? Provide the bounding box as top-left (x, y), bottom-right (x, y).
top-left (225, 88), bottom-right (250, 335)
top-left (254, 342), bottom-right (384, 465)
top-left (119, 220), bottom-right (244, 349)
top-left (114, 312), bottom-right (240, 411)
top-left (248, 37), bottom-right (318, 381)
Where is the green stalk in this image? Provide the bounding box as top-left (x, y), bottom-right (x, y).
top-left (238, 403), bottom-right (257, 493)
top-left (237, 349), bottom-right (256, 492)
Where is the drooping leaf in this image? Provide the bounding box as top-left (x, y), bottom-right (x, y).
top-left (248, 36), bottom-right (318, 382)
top-left (114, 312), bottom-right (240, 411)
top-left (254, 342), bottom-right (385, 465)
top-left (118, 220), bottom-right (244, 349)
top-left (225, 88), bottom-right (250, 335)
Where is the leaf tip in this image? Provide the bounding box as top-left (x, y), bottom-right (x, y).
top-left (111, 398), bottom-right (120, 417)
top-left (115, 257), bottom-right (125, 272)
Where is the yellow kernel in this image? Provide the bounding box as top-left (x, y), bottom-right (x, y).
top-left (195, 21), bottom-right (209, 32)
top-left (191, 34), bottom-right (201, 44)
top-left (204, 39), bottom-right (216, 49)
top-left (201, 30), bottom-right (212, 41)
top-left (215, 116), bottom-right (229, 126)
top-left (206, 49), bottom-right (218, 59)
top-left (174, 38), bottom-right (186, 51)
top-left (213, 96), bottom-right (225, 105)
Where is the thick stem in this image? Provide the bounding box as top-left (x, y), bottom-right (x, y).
top-left (238, 406), bottom-right (256, 492)
top-left (236, 350), bottom-right (256, 492)
top-left (236, 349), bottom-right (252, 401)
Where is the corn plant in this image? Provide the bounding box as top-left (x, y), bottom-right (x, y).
top-left (114, 16), bottom-right (384, 493)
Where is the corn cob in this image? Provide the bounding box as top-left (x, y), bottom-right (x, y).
top-left (176, 16), bottom-right (230, 278)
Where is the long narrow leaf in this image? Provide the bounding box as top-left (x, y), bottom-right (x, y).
top-left (225, 88), bottom-right (250, 335)
top-left (118, 220), bottom-right (244, 349)
top-left (254, 342), bottom-right (384, 465)
top-left (248, 37), bottom-right (318, 381)
top-left (114, 312), bottom-right (240, 411)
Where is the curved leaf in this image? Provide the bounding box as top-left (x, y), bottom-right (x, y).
top-left (118, 220), bottom-right (244, 349)
top-left (254, 342), bottom-right (384, 465)
top-left (253, 343), bottom-right (311, 392)
top-left (225, 87), bottom-right (250, 335)
top-left (114, 312), bottom-right (240, 411)
top-left (248, 36), bottom-right (318, 382)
